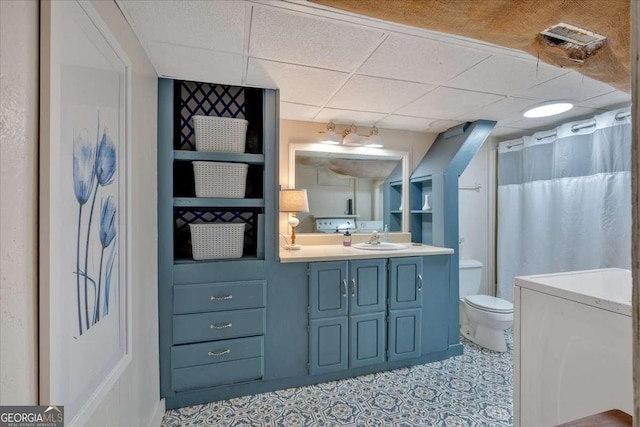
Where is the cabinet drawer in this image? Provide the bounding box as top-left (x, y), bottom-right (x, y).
top-left (173, 308), bottom-right (265, 345)
top-left (171, 357), bottom-right (263, 391)
top-left (174, 280), bottom-right (266, 314)
top-left (171, 336), bottom-right (264, 369)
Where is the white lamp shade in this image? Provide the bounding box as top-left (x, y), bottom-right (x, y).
top-left (364, 133), bottom-right (383, 148)
top-left (321, 130), bottom-right (341, 145)
top-left (280, 189), bottom-right (309, 212)
top-left (342, 131), bottom-right (361, 146)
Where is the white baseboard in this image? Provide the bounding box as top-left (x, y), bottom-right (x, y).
top-left (148, 398), bottom-right (166, 427)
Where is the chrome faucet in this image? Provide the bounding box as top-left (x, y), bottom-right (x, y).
top-left (367, 230), bottom-right (381, 245)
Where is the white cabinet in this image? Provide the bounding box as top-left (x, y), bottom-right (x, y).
top-left (513, 269), bottom-right (632, 427)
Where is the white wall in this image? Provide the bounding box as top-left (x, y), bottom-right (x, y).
top-left (0, 0), bottom-right (39, 405)
top-left (458, 137), bottom-right (498, 295)
top-left (85, 1), bottom-right (161, 426)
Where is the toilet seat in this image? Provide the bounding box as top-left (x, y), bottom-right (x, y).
top-left (464, 295), bottom-right (513, 314)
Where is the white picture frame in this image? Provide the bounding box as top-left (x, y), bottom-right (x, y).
top-left (39, 1), bottom-right (132, 425)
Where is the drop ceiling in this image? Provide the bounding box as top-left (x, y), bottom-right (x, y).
top-left (116, 0), bottom-right (631, 139)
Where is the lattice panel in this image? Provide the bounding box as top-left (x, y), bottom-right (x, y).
top-left (175, 209), bottom-right (255, 233)
top-left (178, 81), bottom-right (246, 150)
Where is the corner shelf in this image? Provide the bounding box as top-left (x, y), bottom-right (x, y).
top-left (411, 210), bottom-right (432, 214)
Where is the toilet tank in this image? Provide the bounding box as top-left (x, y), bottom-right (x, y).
top-left (459, 259), bottom-right (483, 298)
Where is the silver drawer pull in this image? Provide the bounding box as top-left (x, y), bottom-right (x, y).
top-left (418, 274), bottom-right (423, 291)
top-left (210, 294), bottom-right (233, 301)
top-left (342, 279), bottom-right (347, 297)
top-left (210, 322), bottom-right (233, 329)
top-left (208, 349), bottom-right (231, 357)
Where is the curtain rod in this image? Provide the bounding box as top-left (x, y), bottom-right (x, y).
top-left (505, 111), bottom-right (631, 149)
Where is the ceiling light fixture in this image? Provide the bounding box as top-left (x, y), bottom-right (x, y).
top-left (523, 101), bottom-right (574, 118)
top-left (342, 124), bottom-right (361, 146)
top-left (319, 122), bottom-right (341, 145)
top-left (364, 126), bottom-right (383, 148)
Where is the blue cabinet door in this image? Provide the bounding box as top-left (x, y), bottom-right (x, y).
top-left (389, 257), bottom-right (423, 310)
top-left (349, 259), bottom-right (386, 315)
top-left (388, 308), bottom-right (422, 361)
top-left (422, 255), bottom-right (451, 355)
top-left (349, 312), bottom-right (386, 368)
top-left (309, 316), bottom-right (348, 375)
top-left (309, 261), bottom-right (348, 319)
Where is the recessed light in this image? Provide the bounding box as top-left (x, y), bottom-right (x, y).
top-left (523, 101), bottom-right (574, 118)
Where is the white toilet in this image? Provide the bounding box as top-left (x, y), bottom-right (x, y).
top-left (459, 259), bottom-right (513, 352)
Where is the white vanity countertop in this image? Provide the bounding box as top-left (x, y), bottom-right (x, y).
top-left (279, 244), bottom-right (454, 263)
top-left (514, 268), bottom-right (631, 316)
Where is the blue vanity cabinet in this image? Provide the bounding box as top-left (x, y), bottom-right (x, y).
top-left (388, 257), bottom-right (423, 361)
top-left (308, 259), bottom-right (387, 374)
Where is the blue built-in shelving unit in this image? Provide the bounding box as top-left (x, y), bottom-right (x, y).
top-left (157, 78), bottom-right (278, 408)
top-left (409, 120), bottom-right (496, 344)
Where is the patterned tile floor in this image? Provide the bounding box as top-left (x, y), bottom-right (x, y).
top-left (163, 332), bottom-right (513, 427)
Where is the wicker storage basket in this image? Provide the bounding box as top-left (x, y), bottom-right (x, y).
top-left (191, 115), bottom-right (248, 153)
top-left (189, 223), bottom-right (246, 260)
top-left (193, 161), bottom-right (248, 198)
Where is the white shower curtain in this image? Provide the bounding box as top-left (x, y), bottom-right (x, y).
top-left (497, 107), bottom-right (631, 302)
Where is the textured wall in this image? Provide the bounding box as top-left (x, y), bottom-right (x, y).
top-left (84, 1), bottom-right (161, 426)
top-left (310, 0), bottom-right (631, 93)
top-left (0, 0), bottom-right (39, 405)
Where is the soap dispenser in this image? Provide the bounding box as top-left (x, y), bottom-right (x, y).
top-left (343, 230), bottom-right (352, 247)
top-left (384, 224), bottom-right (389, 243)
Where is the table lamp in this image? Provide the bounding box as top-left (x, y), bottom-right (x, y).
top-left (279, 189), bottom-right (309, 250)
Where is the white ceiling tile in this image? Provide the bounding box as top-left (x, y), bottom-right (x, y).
top-left (315, 108), bottom-right (386, 126)
top-left (491, 126), bottom-right (534, 139)
top-left (358, 34), bottom-right (490, 84)
top-left (249, 7), bottom-right (384, 71)
top-left (577, 90), bottom-right (631, 110)
top-left (280, 102), bottom-right (321, 121)
top-left (427, 120), bottom-right (466, 133)
top-left (508, 106), bottom-right (603, 130)
top-left (456, 96), bottom-right (543, 125)
top-left (119, 0), bottom-right (245, 54)
top-left (515, 71), bottom-right (617, 102)
top-left (326, 75), bottom-right (435, 113)
top-left (148, 42), bottom-right (243, 85)
top-left (376, 115), bottom-right (440, 131)
top-left (397, 87), bottom-right (504, 119)
top-left (447, 55), bottom-right (568, 95)
top-left (246, 58), bottom-right (348, 106)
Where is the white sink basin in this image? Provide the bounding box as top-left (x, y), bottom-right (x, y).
top-left (352, 242), bottom-right (410, 251)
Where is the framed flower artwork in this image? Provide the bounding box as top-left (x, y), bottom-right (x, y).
top-left (39, 1), bottom-right (132, 425)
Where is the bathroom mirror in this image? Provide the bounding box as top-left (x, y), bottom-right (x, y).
top-left (288, 143), bottom-right (410, 233)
